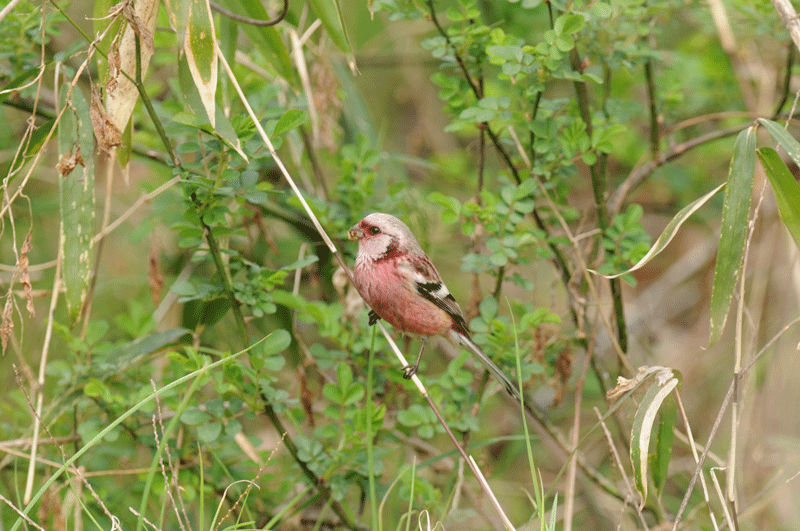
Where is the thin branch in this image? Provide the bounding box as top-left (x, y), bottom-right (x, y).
top-left (608, 122), bottom-right (751, 215)
top-left (569, 46), bottom-right (628, 356)
top-left (209, 0), bottom-right (289, 26)
top-left (644, 58), bottom-right (660, 159)
top-left (772, 41), bottom-right (795, 118)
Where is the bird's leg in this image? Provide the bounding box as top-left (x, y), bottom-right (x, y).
top-left (403, 338), bottom-right (427, 379)
top-left (368, 310), bottom-right (381, 326)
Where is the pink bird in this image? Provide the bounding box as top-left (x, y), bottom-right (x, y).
top-left (348, 212), bottom-right (521, 401)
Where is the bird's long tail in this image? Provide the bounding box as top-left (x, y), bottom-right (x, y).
top-left (454, 331), bottom-right (523, 403)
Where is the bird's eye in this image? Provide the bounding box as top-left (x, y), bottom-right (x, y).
top-left (368, 226), bottom-right (381, 235)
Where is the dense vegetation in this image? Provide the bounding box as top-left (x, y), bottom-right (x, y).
top-left (1, 0), bottom-right (800, 529)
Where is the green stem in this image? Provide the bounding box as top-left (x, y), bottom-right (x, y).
top-left (202, 222), bottom-right (248, 347)
top-left (134, 33), bottom-right (180, 168)
top-left (644, 58), bottom-right (660, 159)
top-left (570, 48), bottom-right (629, 356)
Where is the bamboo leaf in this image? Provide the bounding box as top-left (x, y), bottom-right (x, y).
top-left (757, 147), bottom-right (800, 250)
top-left (758, 118), bottom-right (800, 167)
top-left (105, 0), bottom-right (159, 134)
top-left (58, 85), bottom-right (96, 326)
top-left (709, 127), bottom-right (755, 346)
top-left (630, 371), bottom-right (679, 510)
top-left (185, 0), bottom-right (218, 127)
top-left (651, 374), bottom-right (679, 500)
top-left (177, 53), bottom-right (246, 159)
top-left (596, 182), bottom-right (726, 278)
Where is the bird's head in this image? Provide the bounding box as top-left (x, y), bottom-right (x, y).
top-left (348, 213), bottom-right (420, 258)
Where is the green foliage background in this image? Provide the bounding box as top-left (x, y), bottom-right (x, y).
top-left (1, 0), bottom-right (799, 529)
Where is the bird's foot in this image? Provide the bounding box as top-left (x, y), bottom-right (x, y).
top-left (368, 310), bottom-right (381, 326)
top-left (402, 364), bottom-right (418, 379)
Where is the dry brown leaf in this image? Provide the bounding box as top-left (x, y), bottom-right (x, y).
top-left (148, 238), bottom-right (163, 306)
top-left (20, 232), bottom-right (34, 317)
top-left (105, 0), bottom-right (159, 133)
top-left (55, 145), bottom-right (84, 177)
top-left (1, 296), bottom-right (13, 355)
top-left (90, 83), bottom-right (122, 151)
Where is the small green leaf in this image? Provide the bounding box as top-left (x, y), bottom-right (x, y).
top-left (170, 280), bottom-right (197, 297)
top-left (197, 421), bottom-right (222, 442)
top-left (322, 382), bottom-right (343, 404)
top-left (274, 109), bottom-right (307, 136)
top-left (260, 329), bottom-right (291, 356)
top-left (555, 13), bottom-right (584, 36)
top-left (428, 192), bottom-right (461, 218)
top-left (281, 255), bottom-right (319, 271)
top-left (181, 408), bottom-right (212, 425)
top-left (84, 378), bottom-right (108, 398)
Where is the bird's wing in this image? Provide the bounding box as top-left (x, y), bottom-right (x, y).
top-left (401, 255), bottom-right (471, 337)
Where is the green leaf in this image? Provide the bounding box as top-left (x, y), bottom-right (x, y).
top-left (7, 119), bottom-right (55, 180)
top-left (170, 280), bottom-right (197, 297)
top-left (758, 118), bottom-right (800, 166)
top-left (757, 148), bottom-right (800, 250)
top-left (197, 421), bottom-right (223, 442)
top-left (0, 67), bottom-right (42, 106)
top-left (322, 382), bottom-right (343, 404)
top-left (281, 255), bottom-right (319, 270)
top-left (709, 127), bottom-right (755, 346)
top-left (555, 13), bottom-right (584, 36)
top-left (630, 371), bottom-right (680, 509)
top-left (181, 408), bottom-right (211, 425)
top-left (651, 383), bottom-right (678, 499)
top-left (177, 55), bottom-right (246, 159)
top-left (83, 378), bottom-right (108, 398)
top-left (597, 182), bottom-right (725, 278)
top-left (260, 329), bottom-right (291, 356)
top-left (428, 192), bottom-right (461, 218)
top-left (58, 84), bottom-right (95, 326)
top-left (273, 109), bottom-right (308, 136)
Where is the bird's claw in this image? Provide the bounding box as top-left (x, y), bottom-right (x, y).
top-left (402, 365), bottom-right (418, 379)
top-left (368, 310), bottom-right (381, 326)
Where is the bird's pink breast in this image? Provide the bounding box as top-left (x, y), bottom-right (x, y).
top-left (354, 258), bottom-right (450, 337)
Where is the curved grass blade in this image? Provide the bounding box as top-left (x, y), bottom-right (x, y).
top-left (596, 182), bottom-right (725, 279)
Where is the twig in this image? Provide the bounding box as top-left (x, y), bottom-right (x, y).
top-left (594, 407), bottom-right (649, 530)
top-left (564, 338), bottom-right (595, 531)
top-left (209, 0), bottom-right (288, 26)
top-left (568, 46), bottom-right (628, 356)
top-left (608, 123), bottom-right (751, 215)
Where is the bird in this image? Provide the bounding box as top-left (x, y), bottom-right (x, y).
top-left (348, 212), bottom-right (522, 402)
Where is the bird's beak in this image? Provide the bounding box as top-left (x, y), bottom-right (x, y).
top-left (348, 224), bottom-right (363, 241)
